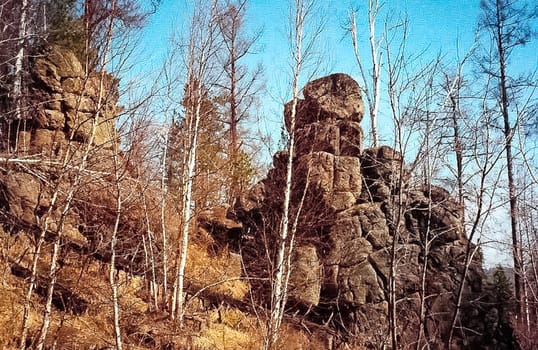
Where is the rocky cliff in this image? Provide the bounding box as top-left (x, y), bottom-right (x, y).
top-left (1, 45), bottom-right (123, 249)
top-left (0, 46), bottom-right (251, 349)
top-left (236, 74), bottom-right (516, 349)
top-left (7, 45), bottom-right (119, 158)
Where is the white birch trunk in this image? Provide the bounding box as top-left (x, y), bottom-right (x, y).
top-left (160, 125), bottom-right (170, 309)
top-left (176, 96), bottom-right (202, 323)
top-left (109, 188), bottom-right (123, 350)
top-left (368, 0), bottom-right (381, 148)
top-left (142, 192), bottom-right (159, 310)
top-left (13, 0), bottom-right (28, 123)
top-left (19, 199), bottom-right (56, 350)
top-left (267, 1), bottom-right (305, 348)
top-left (349, 0), bottom-right (382, 148)
top-left (171, 0), bottom-right (219, 323)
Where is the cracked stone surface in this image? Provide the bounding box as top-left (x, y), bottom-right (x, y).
top-left (237, 73), bottom-right (505, 349)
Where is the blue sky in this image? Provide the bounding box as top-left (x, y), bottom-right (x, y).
top-left (139, 0), bottom-right (484, 69)
top-left (132, 0), bottom-right (538, 267)
top-left (135, 0), bottom-right (498, 142)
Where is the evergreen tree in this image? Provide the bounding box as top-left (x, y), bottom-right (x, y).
top-left (45, 0), bottom-right (85, 58)
top-left (493, 266), bottom-right (516, 314)
top-left (166, 80), bottom-right (229, 209)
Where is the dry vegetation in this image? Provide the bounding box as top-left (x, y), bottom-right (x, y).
top-left (0, 204), bottom-right (339, 349)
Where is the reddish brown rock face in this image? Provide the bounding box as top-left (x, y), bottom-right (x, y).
top-left (12, 45), bottom-right (120, 156)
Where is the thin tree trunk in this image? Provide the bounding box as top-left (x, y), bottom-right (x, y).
top-left (448, 76), bottom-right (465, 219)
top-left (386, 47), bottom-right (403, 350)
top-left (518, 218), bottom-right (530, 332)
top-left (229, 47), bottom-right (238, 203)
top-left (279, 154), bottom-right (313, 332)
top-left (160, 125), bottom-right (170, 310)
top-left (494, 0), bottom-right (522, 315)
top-left (268, 79), bottom-right (298, 350)
top-left (171, 0), bottom-right (219, 323)
top-left (174, 97), bottom-right (201, 323)
top-left (109, 189), bottom-right (123, 350)
top-left (416, 137), bottom-right (434, 350)
top-left (447, 151), bottom-right (492, 347)
top-left (388, 164), bottom-right (404, 350)
top-left (349, 0), bottom-right (381, 148)
top-left (13, 0), bottom-right (28, 152)
top-left (13, 0), bottom-right (28, 122)
top-left (368, 0), bottom-right (380, 148)
top-left (107, 136), bottom-right (126, 350)
top-left (35, 191), bottom-right (76, 350)
top-left (19, 197), bottom-right (57, 350)
top-left (267, 2), bottom-right (315, 348)
top-left (142, 191), bottom-right (159, 311)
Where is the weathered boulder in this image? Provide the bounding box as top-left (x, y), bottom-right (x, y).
top-left (32, 56), bottom-right (63, 92)
top-left (199, 206), bottom-right (244, 250)
top-left (1, 173), bottom-right (41, 224)
top-left (353, 203), bottom-right (391, 249)
top-left (295, 119), bottom-right (363, 157)
top-left (338, 120), bottom-right (363, 157)
top-left (333, 156), bottom-right (361, 195)
top-left (295, 121), bottom-right (339, 156)
top-left (360, 145), bottom-right (409, 202)
top-left (295, 151), bottom-right (335, 195)
top-left (32, 129), bottom-right (65, 156)
top-left (35, 108), bottom-right (65, 130)
top-left (303, 73), bottom-right (364, 122)
top-left (45, 45), bottom-right (85, 78)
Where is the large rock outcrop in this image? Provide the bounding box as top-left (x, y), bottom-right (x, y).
top-left (237, 74), bottom-right (514, 349)
top-left (12, 45), bottom-right (119, 157)
top-left (0, 46), bottom-right (131, 259)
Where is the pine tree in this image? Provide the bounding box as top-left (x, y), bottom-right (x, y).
top-left (45, 0), bottom-right (85, 59)
top-left (493, 266), bottom-right (515, 314)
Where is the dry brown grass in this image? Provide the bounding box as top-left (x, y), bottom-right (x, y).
top-left (185, 242), bottom-right (248, 301)
top-left (0, 222), bottom-right (253, 349)
top-left (0, 279), bottom-right (36, 349)
top-left (0, 179), bottom-right (338, 350)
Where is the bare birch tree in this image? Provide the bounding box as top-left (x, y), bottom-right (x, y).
top-left (12, 0), bottom-right (28, 125)
top-left (383, 17), bottom-right (411, 349)
top-left (170, 0), bottom-right (222, 323)
top-left (108, 124), bottom-right (126, 350)
top-left (0, 0), bottom-right (43, 151)
top-left (348, 0), bottom-right (382, 147)
top-left (33, 4), bottom-right (117, 347)
top-left (159, 122), bottom-right (170, 309)
top-left (265, 0), bottom-right (324, 348)
top-left (446, 131), bottom-right (506, 348)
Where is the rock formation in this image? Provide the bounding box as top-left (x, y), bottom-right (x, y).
top-left (8, 45), bottom-right (119, 157)
top-left (238, 73), bottom-right (516, 349)
top-left (0, 45), bottom-right (131, 259)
